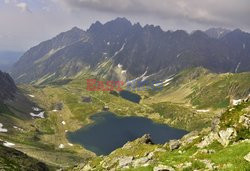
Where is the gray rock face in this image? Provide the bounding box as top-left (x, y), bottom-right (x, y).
top-left (137, 134), bottom-right (154, 144)
top-left (169, 140), bottom-right (181, 151)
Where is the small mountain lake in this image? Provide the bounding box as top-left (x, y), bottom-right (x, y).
top-left (67, 112), bottom-right (187, 155)
top-left (119, 90), bottom-right (141, 103)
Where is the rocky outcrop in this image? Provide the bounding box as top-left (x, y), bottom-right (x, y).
top-left (168, 140), bottom-right (181, 151)
top-left (217, 128), bottom-right (237, 147)
top-left (197, 128), bottom-right (237, 148)
top-left (197, 132), bottom-right (218, 148)
top-left (244, 152), bottom-right (250, 162)
top-left (118, 156), bottom-right (134, 168)
top-left (136, 134), bottom-right (154, 145)
top-left (180, 131), bottom-right (199, 146)
top-left (0, 70), bottom-right (17, 101)
top-left (239, 114), bottom-right (250, 129)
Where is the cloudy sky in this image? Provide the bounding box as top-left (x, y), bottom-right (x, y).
top-left (1, 0), bottom-right (250, 52)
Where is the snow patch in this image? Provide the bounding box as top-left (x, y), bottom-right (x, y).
top-left (13, 126), bottom-right (24, 131)
top-left (52, 110), bottom-right (58, 112)
top-left (107, 42), bottom-right (110, 45)
top-left (142, 75), bottom-right (150, 82)
top-left (30, 112), bottom-right (45, 118)
top-left (154, 77), bottom-right (173, 87)
top-left (59, 144), bottom-right (64, 149)
top-left (243, 43), bottom-right (246, 49)
top-left (118, 63), bottom-right (123, 68)
top-left (235, 62), bottom-right (241, 73)
top-left (3, 141), bottom-right (15, 147)
top-left (233, 99), bottom-right (242, 106)
top-left (62, 121), bottom-right (66, 125)
top-left (32, 107), bottom-right (41, 112)
top-left (177, 53), bottom-right (182, 58)
top-left (126, 69), bottom-right (148, 85)
top-left (65, 130), bottom-right (68, 133)
top-left (163, 83), bottom-right (170, 87)
top-left (112, 43), bottom-right (126, 58)
top-left (28, 94), bottom-right (35, 98)
top-left (121, 70), bottom-right (127, 74)
top-left (197, 109), bottom-right (210, 113)
top-left (0, 123), bottom-right (8, 133)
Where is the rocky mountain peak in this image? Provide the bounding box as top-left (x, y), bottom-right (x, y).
top-left (88, 17), bottom-right (132, 35)
top-left (205, 27), bottom-right (231, 39)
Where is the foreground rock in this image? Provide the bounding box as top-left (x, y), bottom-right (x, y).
top-left (168, 140), bottom-right (181, 151)
top-left (197, 128), bottom-right (237, 148)
top-left (239, 114), bottom-right (250, 129)
top-left (244, 152), bottom-right (250, 162)
top-left (217, 128), bottom-right (237, 147)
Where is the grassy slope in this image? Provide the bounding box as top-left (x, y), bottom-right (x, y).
top-left (143, 67), bottom-right (250, 108)
top-left (0, 143), bottom-right (50, 171)
top-left (140, 67), bottom-right (250, 130)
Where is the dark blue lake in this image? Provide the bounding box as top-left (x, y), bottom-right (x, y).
top-left (119, 90), bottom-right (141, 103)
top-left (67, 112), bottom-right (187, 155)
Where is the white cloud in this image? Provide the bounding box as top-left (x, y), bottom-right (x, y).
top-left (60, 0), bottom-right (250, 28)
top-left (0, 0), bottom-right (250, 52)
top-left (16, 2), bottom-right (31, 13)
top-left (4, 0), bottom-right (10, 4)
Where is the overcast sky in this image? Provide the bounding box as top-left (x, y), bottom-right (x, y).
top-left (0, 0), bottom-right (250, 52)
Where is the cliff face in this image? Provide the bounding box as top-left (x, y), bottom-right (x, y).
top-left (0, 70), bottom-right (17, 101)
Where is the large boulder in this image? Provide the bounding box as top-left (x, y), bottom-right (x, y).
top-left (217, 128), bottom-right (237, 147)
top-left (168, 140), bottom-right (181, 151)
top-left (244, 152), bottom-right (250, 162)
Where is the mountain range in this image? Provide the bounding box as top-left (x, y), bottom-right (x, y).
top-left (0, 51), bottom-right (22, 71)
top-left (10, 17), bottom-right (250, 84)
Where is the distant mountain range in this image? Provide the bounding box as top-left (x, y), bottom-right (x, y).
top-left (0, 51), bottom-right (22, 71)
top-left (10, 17), bottom-right (250, 83)
top-left (205, 28), bottom-right (231, 39)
